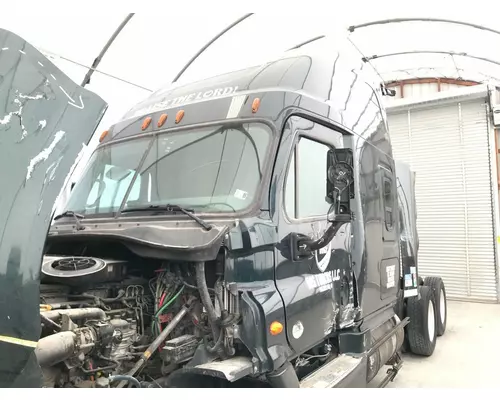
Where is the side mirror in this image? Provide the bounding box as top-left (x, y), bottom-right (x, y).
top-left (326, 148), bottom-right (354, 220)
top-left (289, 147), bottom-right (355, 261)
top-left (380, 83), bottom-right (397, 97)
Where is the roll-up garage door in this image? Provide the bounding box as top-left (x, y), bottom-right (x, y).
top-left (387, 98), bottom-right (498, 302)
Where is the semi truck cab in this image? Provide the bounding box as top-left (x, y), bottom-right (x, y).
top-left (0, 28), bottom-right (447, 388)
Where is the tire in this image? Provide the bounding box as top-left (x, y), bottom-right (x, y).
top-left (406, 285), bottom-right (437, 356)
top-left (395, 292), bottom-right (410, 353)
top-left (424, 276), bottom-right (447, 336)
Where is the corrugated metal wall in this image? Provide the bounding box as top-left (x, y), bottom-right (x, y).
top-left (387, 98), bottom-right (498, 302)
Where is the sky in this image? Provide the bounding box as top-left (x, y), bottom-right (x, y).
top-left (1, 3), bottom-right (499, 205)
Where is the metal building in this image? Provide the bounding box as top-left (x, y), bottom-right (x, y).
top-left (346, 17), bottom-right (500, 303)
top-left (384, 80), bottom-right (500, 302)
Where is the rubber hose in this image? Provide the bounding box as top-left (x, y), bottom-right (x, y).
top-left (215, 279), bottom-right (231, 323)
top-left (219, 314), bottom-right (239, 327)
top-left (195, 262), bottom-right (220, 338)
top-left (204, 328), bottom-right (224, 353)
top-left (215, 280), bottom-right (224, 307)
top-left (224, 335), bottom-right (236, 356)
top-left (195, 262), bottom-right (226, 359)
top-left (181, 279), bottom-right (216, 293)
top-left (109, 375), bottom-right (141, 388)
top-left (214, 281), bottom-right (234, 356)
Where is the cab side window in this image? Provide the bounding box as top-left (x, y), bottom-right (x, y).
top-left (284, 137), bottom-right (331, 219)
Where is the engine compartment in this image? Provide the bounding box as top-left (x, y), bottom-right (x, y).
top-left (38, 241), bottom-right (237, 388)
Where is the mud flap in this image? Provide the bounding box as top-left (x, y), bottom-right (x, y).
top-left (0, 29), bottom-right (107, 387)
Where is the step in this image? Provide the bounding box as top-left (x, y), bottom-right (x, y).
top-left (300, 354), bottom-right (366, 388)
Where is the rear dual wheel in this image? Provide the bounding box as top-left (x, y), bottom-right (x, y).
top-left (424, 276), bottom-right (447, 337)
top-left (406, 285), bottom-right (437, 356)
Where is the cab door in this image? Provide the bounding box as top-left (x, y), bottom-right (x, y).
top-left (273, 116), bottom-right (355, 355)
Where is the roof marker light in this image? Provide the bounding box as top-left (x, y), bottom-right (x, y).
top-left (99, 130), bottom-right (109, 142)
top-left (142, 116), bottom-right (152, 131)
top-left (252, 98), bottom-right (260, 113)
top-left (175, 110), bottom-right (185, 124)
top-left (157, 113), bottom-right (168, 128)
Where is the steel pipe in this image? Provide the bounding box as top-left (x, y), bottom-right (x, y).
top-left (348, 18), bottom-right (500, 37)
top-left (172, 13), bottom-right (254, 83)
top-left (362, 50), bottom-right (500, 68)
top-left (41, 307), bottom-right (106, 322)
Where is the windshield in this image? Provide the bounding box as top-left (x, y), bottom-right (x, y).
top-left (63, 122), bottom-right (272, 216)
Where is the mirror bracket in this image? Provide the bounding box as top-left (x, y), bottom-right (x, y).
top-left (290, 233), bottom-right (315, 261)
top-left (291, 218), bottom-right (351, 261)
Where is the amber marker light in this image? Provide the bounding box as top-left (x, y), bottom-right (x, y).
top-left (252, 98), bottom-right (260, 113)
top-left (142, 116), bottom-right (152, 131)
top-left (99, 130), bottom-right (109, 142)
top-left (157, 113), bottom-right (168, 128)
top-left (175, 110), bottom-right (185, 124)
top-left (270, 321), bottom-right (283, 336)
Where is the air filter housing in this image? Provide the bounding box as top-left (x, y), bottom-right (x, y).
top-left (41, 256), bottom-right (127, 286)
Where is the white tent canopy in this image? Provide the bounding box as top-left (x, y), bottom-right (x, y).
top-left (1, 8), bottom-right (498, 208)
top-left (2, 11), bottom-right (499, 135)
top-left (348, 18), bottom-right (500, 86)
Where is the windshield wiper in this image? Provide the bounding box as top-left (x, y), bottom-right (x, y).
top-left (121, 204), bottom-right (213, 231)
top-left (53, 211), bottom-right (85, 231)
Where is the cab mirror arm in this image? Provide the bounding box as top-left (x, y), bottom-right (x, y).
top-left (298, 220), bottom-right (347, 252)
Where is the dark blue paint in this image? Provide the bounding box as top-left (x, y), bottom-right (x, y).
top-left (0, 29), bottom-right (107, 387)
top-left (48, 37), bottom-right (401, 374)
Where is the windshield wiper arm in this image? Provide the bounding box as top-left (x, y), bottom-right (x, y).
top-left (121, 204), bottom-right (213, 231)
top-left (53, 211), bottom-right (86, 231)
